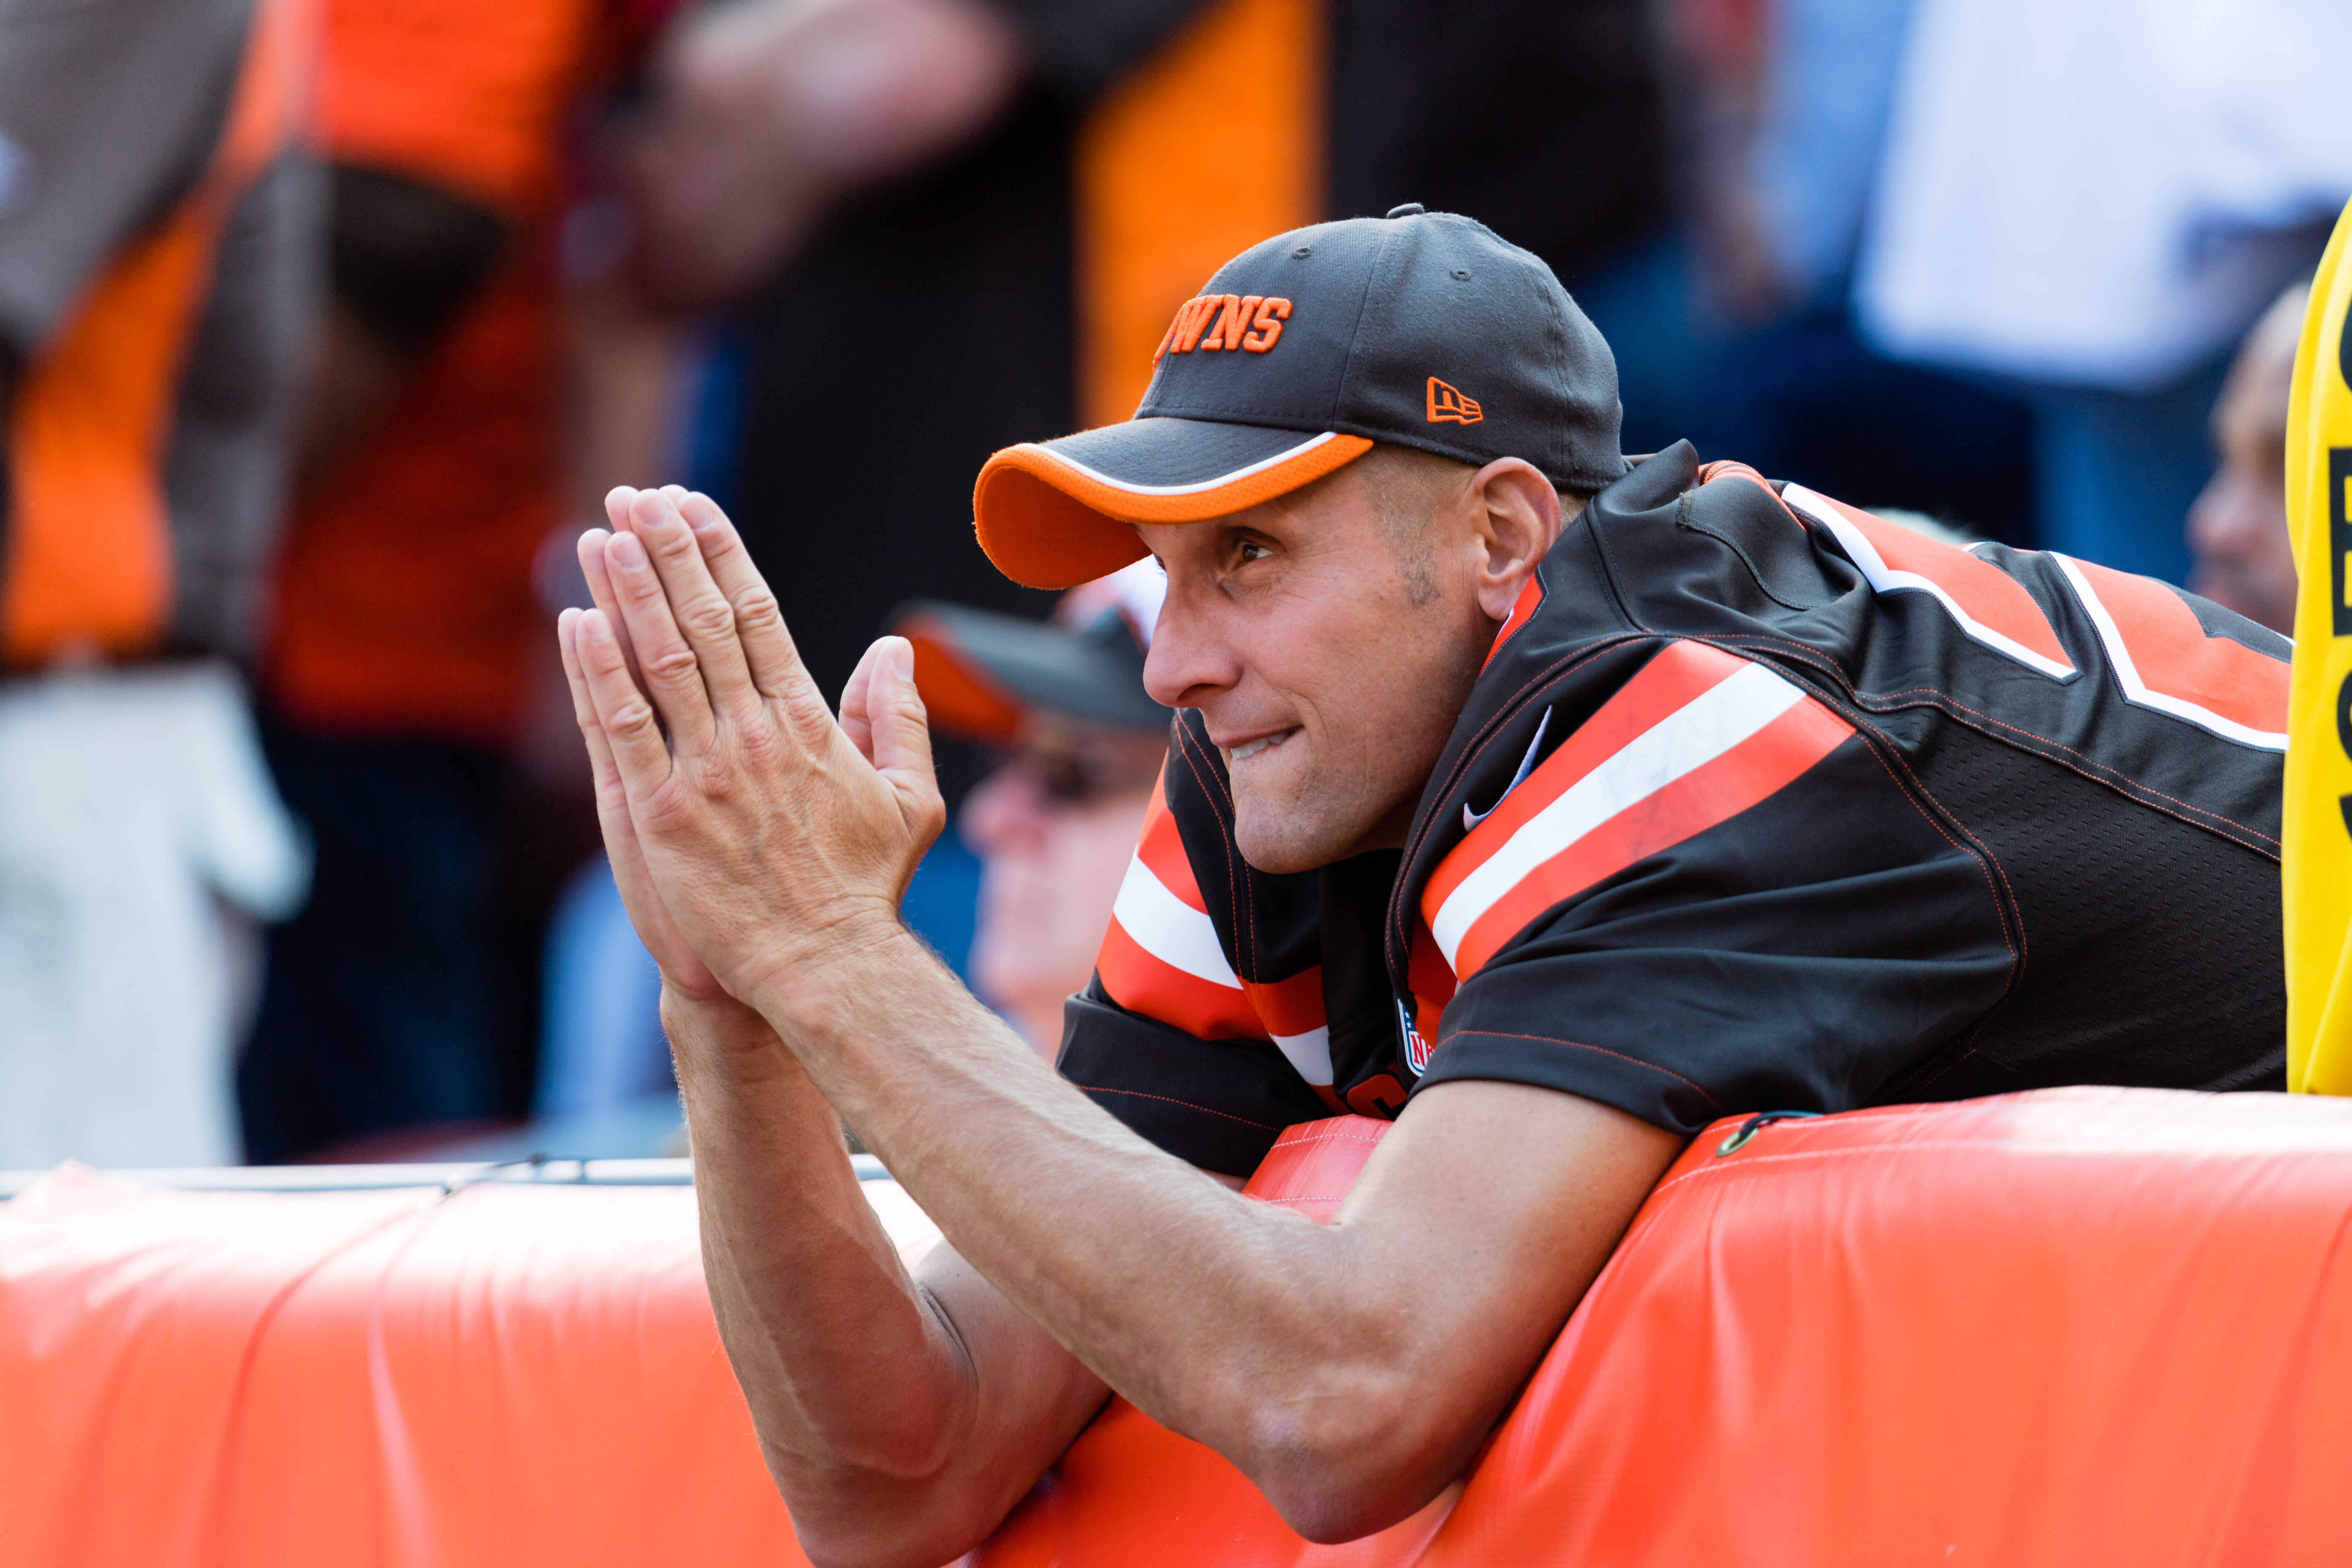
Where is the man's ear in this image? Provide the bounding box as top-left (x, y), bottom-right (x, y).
top-left (1467, 459), bottom-right (1562, 623)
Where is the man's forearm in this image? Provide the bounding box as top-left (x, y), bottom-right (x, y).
top-left (745, 934), bottom-right (1374, 1475)
top-left (748, 927), bottom-right (1681, 1544)
top-left (665, 992), bottom-right (983, 1560)
top-left (567, 484), bottom-right (1681, 1546)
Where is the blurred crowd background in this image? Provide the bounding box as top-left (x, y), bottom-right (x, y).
top-left (0, 0), bottom-right (2343, 1169)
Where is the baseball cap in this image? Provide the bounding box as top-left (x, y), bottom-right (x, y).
top-left (894, 559), bottom-right (1171, 744)
top-left (973, 207), bottom-right (1628, 590)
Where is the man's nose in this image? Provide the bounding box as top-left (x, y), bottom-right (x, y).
top-left (1141, 601), bottom-right (1238, 708)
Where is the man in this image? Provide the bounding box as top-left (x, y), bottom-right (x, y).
top-left (559, 211), bottom-right (2287, 1561)
top-left (2187, 285), bottom-right (2307, 636)
top-left (898, 561), bottom-right (1171, 1052)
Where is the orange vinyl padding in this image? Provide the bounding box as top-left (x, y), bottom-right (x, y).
top-left (10, 1087), bottom-right (2352, 1565)
top-left (0, 1176), bottom-right (819, 1566)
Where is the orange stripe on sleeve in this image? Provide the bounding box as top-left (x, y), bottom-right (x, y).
top-left (1243, 967), bottom-right (1325, 1038)
top-left (1426, 642), bottom-right (1750, 918)
top-left (1096, 916), bottom-right (1267, 1041)
top-left (1095, 774), bottom-right (1267, 1040)
top-left (1134, 777), bottom-right (1208, 909)
top-left (2056, 556), bottom-right (2289, 748)
top-left (1424, 642), bottom-right (1854, 979)
top-left (1783, 484), bottom-right (2076, 679)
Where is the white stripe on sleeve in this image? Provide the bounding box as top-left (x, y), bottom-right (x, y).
top-left (1429, 662), bottom-right (1805, 969)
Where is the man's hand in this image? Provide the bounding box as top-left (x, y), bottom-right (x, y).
top-left (560, 485), bottom-right (945, 1008)
top-left (553, 491), bottom-right (1688, 1560)
top-left (557, 496), bottom-right (719, 1003)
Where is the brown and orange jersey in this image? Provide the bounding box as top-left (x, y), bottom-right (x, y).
top-left (1060, 446), bottom-right (2291, 1174)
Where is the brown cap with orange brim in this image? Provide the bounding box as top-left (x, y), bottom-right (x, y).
top-left (973, 207), bottom-right (1628, 590)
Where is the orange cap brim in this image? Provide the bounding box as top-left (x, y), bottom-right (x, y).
top-left (973, 430), bottom-right (1374, 589)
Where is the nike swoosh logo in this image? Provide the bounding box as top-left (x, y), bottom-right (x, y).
top-left (1462, 705), bottom-right (1552, 831)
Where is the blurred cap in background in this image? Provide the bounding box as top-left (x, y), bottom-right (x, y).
top-left (895, 558), bottom-right (1170, 743)
top-left (896, 558), bottom-right (1171, 1058)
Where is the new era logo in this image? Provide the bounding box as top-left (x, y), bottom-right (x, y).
top-left (1426, 377), bottom-right (1482, 424)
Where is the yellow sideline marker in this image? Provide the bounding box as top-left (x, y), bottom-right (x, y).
top-left (2286, 196), bottom-right (2352, 1093)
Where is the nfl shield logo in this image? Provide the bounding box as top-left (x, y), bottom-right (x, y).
top-left (1396, 999), bottom-right (1434, 1076)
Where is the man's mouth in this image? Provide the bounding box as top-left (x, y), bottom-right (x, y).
top-left (1228, 729), bottom-right (1299, 763)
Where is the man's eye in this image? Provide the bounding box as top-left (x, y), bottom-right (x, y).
top-left (1237, 540), bottom-right (1270, 564)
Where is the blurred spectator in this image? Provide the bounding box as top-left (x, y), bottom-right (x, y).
top-left (1671, 0), bottom-right (2036, 540)
top-left (621, 0), bottom-right (1672, 728)
top-left (2187, 285), bottom-right (2307, 636)
top-left (0, 0), bottom-right (315, 1167)
top-left (1857, 0), bottom-right (2352, 581)
top-left (240, 0), bottom-right (653, 1162)
top-left (899, 560), bottom-right (1170, 1053)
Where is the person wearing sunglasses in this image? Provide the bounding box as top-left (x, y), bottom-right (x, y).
top-left (894, 562), bottom-right (1170, 1055)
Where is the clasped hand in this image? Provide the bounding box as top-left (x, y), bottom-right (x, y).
top-left (556, 485), bottom-right (946, 1013)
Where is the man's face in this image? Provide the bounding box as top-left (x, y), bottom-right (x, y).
top-left (961, 717), bottom-right (1167, 1054)
top-left (2186, 335), bottom-right (2299, 635)
top-left (1136, 453), bottom-right (1533, 875)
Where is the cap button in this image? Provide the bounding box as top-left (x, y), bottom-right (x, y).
top-left (1385, 202), bottom-right (1426, 219)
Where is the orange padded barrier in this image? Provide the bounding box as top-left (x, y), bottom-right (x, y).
top-left (986, 1089), bottom-right (2352, 1564)
top-left (0, 1175), bottom-right (822, 1567)
top-left (10, 1088), bottom-right (2352, 1565)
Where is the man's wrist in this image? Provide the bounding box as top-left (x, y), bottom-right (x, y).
top-left (740, 909), bottom-right (955, 1055)
top-left (660, 983), bottom-right (791, 1078)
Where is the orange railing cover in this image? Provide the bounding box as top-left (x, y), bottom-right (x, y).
top-left (0, 1176), bottom-right (806, 1567)
top-left (9, 1087), bottom-right (2352, 1566)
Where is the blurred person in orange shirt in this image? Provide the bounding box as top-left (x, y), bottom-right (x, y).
top-left (898, 561), bottom-right (1169, 1054)
top-left (239, 0), bottom-right (671, 1161)
top-left (2186, 285), bottom-right (2307, 638)
top-left (0, 0), bottom-right (315, 1167)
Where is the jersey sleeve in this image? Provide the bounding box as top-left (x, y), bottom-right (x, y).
top-left (1054, 737), bottom-right (1335, 1175)
top-left (1409, 639), bottom-right (2019, 1135)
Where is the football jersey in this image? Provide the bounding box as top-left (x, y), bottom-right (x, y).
top-left (1057, 443), bottom-right (2292, 1174)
